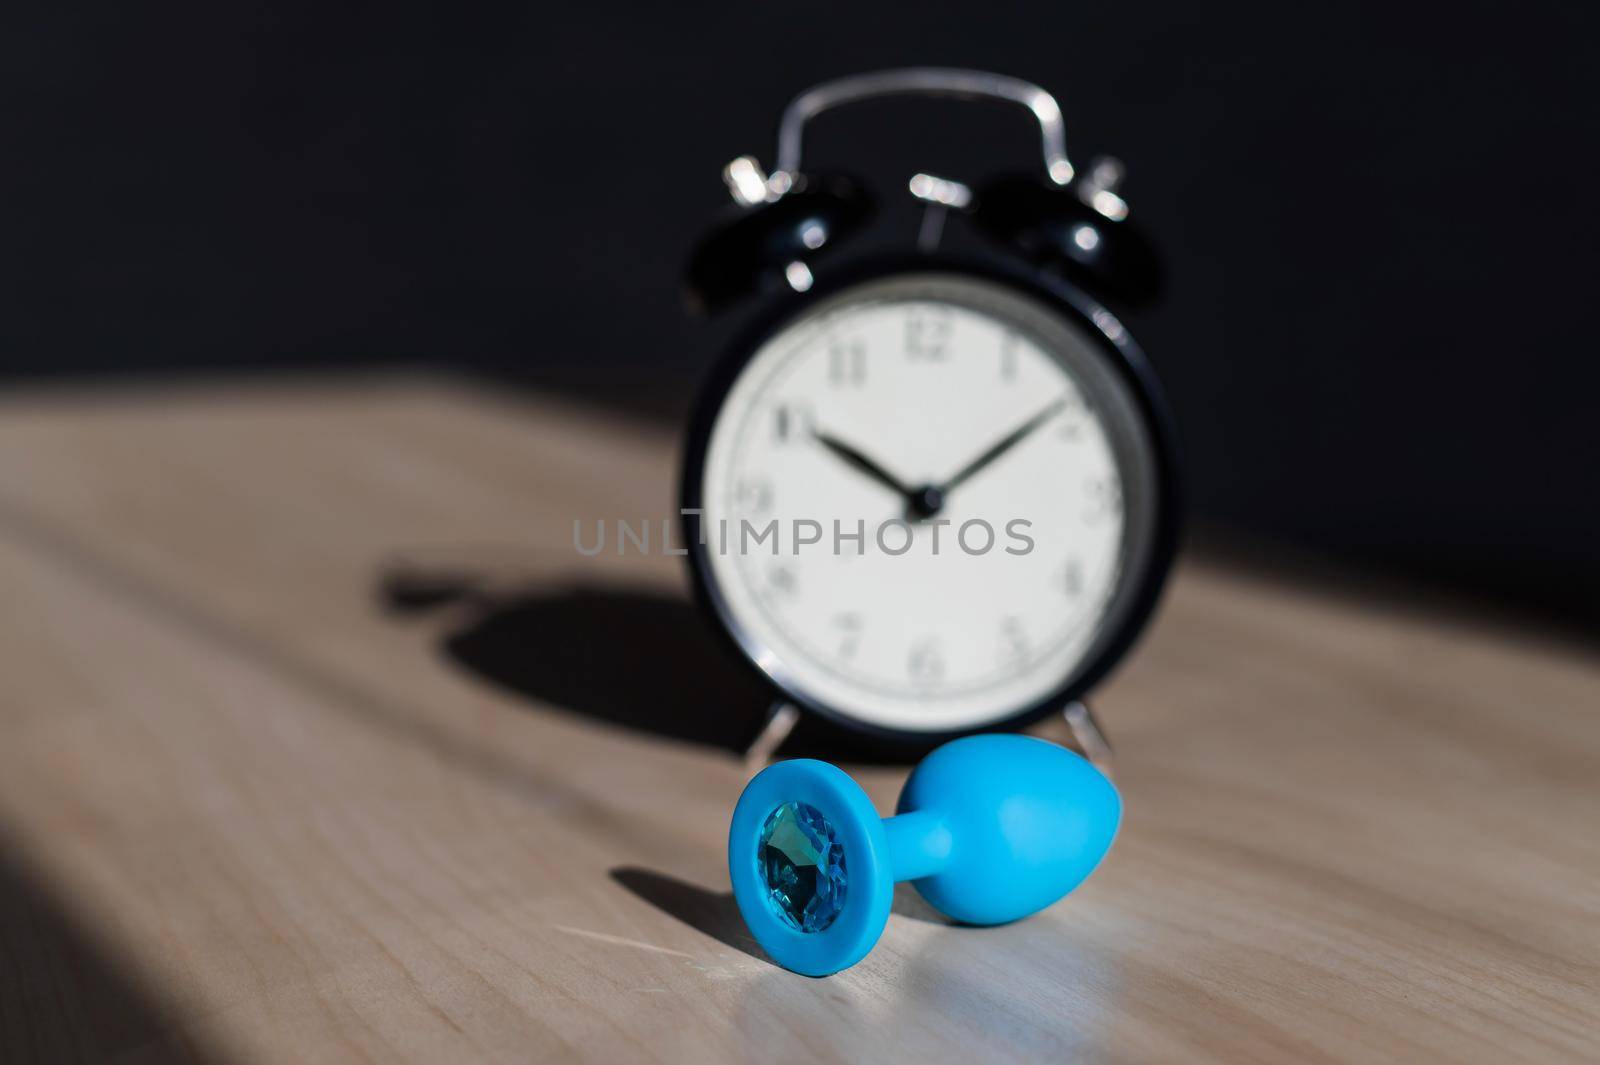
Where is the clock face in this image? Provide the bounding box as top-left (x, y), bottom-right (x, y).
top-left (689, 271), bottom-right (1166, 735)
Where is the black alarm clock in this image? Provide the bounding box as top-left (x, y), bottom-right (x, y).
top-left (680, 69), bottom-right (1180, 758)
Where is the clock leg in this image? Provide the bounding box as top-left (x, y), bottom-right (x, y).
top-left (742, 700), bottom-right (800, 769)
top-left (1062, 700), bottom-right (1114, 777)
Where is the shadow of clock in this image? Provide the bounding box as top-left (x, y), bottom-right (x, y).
top-left (385, 578), bottom-right (767, 752)
top-left (380, 569), bottom-right (928, 763)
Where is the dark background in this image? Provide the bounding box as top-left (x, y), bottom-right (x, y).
top-left (4, 2), bottom-right (1597, 623)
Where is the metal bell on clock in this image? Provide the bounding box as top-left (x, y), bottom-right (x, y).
top-left (728, 733), bottom-right (1122, 976)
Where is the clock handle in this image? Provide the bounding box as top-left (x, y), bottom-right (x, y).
top-left (767, 68), bottom-right (1076, 195)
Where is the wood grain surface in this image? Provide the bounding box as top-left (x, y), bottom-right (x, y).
top-left (0, 375), bottom-right (1594, 1064)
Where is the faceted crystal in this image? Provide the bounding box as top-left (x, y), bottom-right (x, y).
top-left (757, 801), bottom-right (847, 933)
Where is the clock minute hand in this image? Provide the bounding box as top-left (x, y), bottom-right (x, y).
top-left (811, 429), bottom-right (918, 501)
top-left (938, 396), bottom-right (1068, 495)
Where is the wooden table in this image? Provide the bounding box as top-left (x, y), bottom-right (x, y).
top-left (0, 375), bottom-right (1595, 1064)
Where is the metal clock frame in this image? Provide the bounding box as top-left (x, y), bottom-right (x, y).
top-left (679, 251), bottom-right (1183, 757)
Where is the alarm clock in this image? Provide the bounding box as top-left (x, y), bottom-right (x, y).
top-left (680, 69), bottom-right (1180, 753)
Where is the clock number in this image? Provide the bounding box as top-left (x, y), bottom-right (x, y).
top-left (1000, 331), bottom-right (1019, 381)
top-left (1083, 477), bottom-right (1122, 525)
top-left (833, 612), bottom-right (862, 660)
top-left (773, 401), bottom-right (814, 444)
top-left (905, 309), bottom-right (951, 361)
top-left (767, 564), bottom-right (798, 598)
top-left (908, 637), bottom-right (944, 684)
top-left (828, 340), bottom-right (866, 386)
top-left (1063, 558), bottom-right (1084, 598)
top-left (733, 476), bottom-right (773, 515)
top-left (998, 615), bottom-right (1029, 666)
top-left (1058, 389), bottom-right (1089, 440)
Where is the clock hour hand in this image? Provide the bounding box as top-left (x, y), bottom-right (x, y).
top-left (811, 429), bottom-right (918, 502)
top-left (938, 396), bottom-right (1068, 496)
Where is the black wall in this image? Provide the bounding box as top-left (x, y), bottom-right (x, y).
top-left (4, 2), bottom-right (1597, 619)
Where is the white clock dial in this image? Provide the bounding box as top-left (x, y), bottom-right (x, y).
top-left (696, 273), bottom-right (1161, 733)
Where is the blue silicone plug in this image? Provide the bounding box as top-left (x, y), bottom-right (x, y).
top-left (727, 733), bottom-right (1122, 976)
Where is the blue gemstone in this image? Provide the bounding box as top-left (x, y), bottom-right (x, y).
top-left (757, 801), bottom-right (847, 933)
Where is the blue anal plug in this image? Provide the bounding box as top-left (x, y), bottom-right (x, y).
top-left (728, 733), bottom-right (1122, 976)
